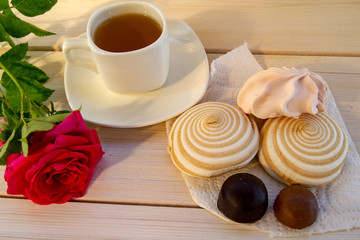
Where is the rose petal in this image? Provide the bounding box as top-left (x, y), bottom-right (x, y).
top-left (44, 111), bottom-right (89, 139)
top-left (5, 152), bottom-right (43, 195)
top-left (58, 172), bottom-right (77, 184)
top-left (54, 135), bottom-right (89, 148)
top-left (24, 149), bottom-right (69, 182)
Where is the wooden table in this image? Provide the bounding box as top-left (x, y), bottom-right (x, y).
top-left (1, 0), bottom-right (359, 239)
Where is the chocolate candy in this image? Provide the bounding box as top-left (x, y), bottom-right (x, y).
top-left (274, 185), bottom-right (318, 229)
top-left (217, 173), bottom-right (268, 223)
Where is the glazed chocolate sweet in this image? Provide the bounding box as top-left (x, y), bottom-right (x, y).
top-left (274, 185), bottom-right (318, 229)
top-left (217, 173), bottom-right (268, 223)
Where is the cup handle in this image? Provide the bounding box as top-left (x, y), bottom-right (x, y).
top-left (63, 38), bottom-right (98, 73)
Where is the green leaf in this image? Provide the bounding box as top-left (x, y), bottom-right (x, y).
top-left (0, 102), bottom-right (20, 150)
top-left (0, 43), bottom-right (28, 66)
top-left (0, 127), bottom-right (16, 164)
top-left (0, 124), bottom-right (8, 142)
top-left (0, 99), bottom-right (3, 117)
top-left (12, 0), bottom-right (57, 17)
top-left (0, 0), bottom-right (9, 10)
top-left (2, 61), bottom-right (49, 83)
top-left (8, 80), bottom-right (54, 110)
top-left (1, 101), bottom-right (19, 130)
top-left (29, 103), bottom-right (48, 118)
top-left (21, 119), bottom-right (54, 156)
top-left (0, 8), bottom-right (55, 38)
top-left (0, 121), bottom-right (22, 165)
top-left (0, 21), bottom-right (14, 45)
top-left (36, 112), bottom-right (71, 123)
top-left (2, 69), bottom-right (54, 111)
top-left (0, 22), bottom-right (6, 41)
top-left (0, 140), bottom-right (22, 165)
top-left (0, 129), bottom-right (6, 142)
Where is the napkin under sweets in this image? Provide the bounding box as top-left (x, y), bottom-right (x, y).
top-left (166, 43), bottom-right (360, 237)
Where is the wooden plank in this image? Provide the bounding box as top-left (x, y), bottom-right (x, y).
top-left (1, 52), bottom-right (359, 207)
top-left (2, 0), bottom-right (359, 56)
top-left (0, 198), bottom-right (359, 239)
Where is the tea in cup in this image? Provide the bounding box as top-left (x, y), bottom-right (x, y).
top-left (63, 1), bottom-right (169, 94)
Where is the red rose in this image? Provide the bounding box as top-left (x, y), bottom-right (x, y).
top-left (4, 111), bottom-right (104, 205)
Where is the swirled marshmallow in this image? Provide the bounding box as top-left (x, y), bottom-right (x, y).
top-left (237, 67), bottom-right (328, 119)
top-left (259, 113), bottom-right (349, 187)
top-left (168, 102), bottom-right (260, 178)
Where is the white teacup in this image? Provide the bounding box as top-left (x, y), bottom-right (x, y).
top-left (63, 1), bottom-right (169, 94)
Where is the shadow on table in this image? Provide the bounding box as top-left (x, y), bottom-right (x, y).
top-left (88, 123), bottom-right (161, 186)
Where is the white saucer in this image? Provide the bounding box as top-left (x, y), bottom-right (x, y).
top-left (64, 19), bottom-right (209, 128)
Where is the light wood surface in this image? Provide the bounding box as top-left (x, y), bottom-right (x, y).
top-left (1, 197), bottom-right (359, 240)
top-left (1, 0), bottom-right (360, 239)
top-left (3, 0), bottom-right (360, 55)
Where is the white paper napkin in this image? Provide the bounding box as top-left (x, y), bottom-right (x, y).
top-left (166, 43), bottom-right (360, 237)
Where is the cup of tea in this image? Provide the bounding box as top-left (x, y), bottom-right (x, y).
top-left (63, 1), bottom-right (169, 94)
